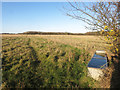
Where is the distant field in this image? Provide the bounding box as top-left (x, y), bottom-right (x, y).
top-left (1, 35), bottom-right (111, 88)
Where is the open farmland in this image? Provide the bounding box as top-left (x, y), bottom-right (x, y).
top-left (1, 35), bottom-right (111, 88)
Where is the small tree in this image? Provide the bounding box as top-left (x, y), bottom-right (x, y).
top-left (64, 1), bottom-right (120, 57)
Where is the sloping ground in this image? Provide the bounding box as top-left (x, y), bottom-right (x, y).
top-left (99, 56), bottom-right (120, 88)
top-left (2, 36), bottom-right (97, 88)
top-left (110, 56), bottom-right (120, 88)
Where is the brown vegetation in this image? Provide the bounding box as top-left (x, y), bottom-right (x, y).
top-left (2, 35), bottom-right (119, 88)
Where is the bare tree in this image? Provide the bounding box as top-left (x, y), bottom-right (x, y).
top-left (64, 1), bottom-right (120, 57)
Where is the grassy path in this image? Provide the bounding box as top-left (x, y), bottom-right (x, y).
top-left (27, 38), bottom-right (40, 68)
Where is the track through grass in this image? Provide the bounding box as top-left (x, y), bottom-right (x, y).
top-left (2, 36), bottom-right (98, 88)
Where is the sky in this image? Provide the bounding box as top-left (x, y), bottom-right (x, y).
top-left (2, 2), bottom-right (89, 33)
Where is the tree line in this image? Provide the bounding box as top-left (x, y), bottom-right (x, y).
top-left (2, 31), bottom-right (103, 35)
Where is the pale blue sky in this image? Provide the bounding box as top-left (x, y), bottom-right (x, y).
top-left (2, 2), bottom-right (89, 33)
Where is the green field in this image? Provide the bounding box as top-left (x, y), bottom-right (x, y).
top-left (2, 35), bottom-right (110, 88)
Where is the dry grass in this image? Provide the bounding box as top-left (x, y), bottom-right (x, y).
top-left (2, 35), bottom-right (112, 62)
top-left (2, 34), bottom-right (112, 57)
top-left (2, 34), bottom-right (114, 88)
top-left (37, 35), bottom-right (111, 56)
